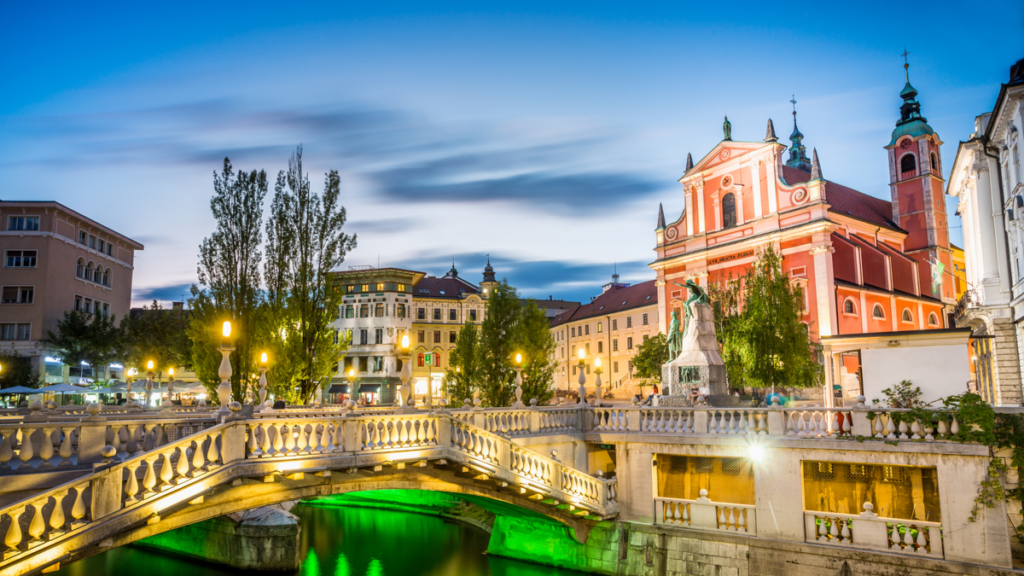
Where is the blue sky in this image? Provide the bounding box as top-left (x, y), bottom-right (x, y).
top-left (2, 2), bottom-right (1022, 306)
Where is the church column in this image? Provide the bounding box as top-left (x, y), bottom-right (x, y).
top-left (696, 182), bottom-right (706, 234)
top-left (685, 185), bottom-right (694, 236)
top-left (766, 152), bottom-right (779, 214)
top-left (811, 245), bottom-right (836, 337)
top-left (750, 160), bottom-right (763, 219)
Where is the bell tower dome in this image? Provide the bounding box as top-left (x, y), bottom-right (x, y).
top-left (885, 54), bottom-right (953, 303)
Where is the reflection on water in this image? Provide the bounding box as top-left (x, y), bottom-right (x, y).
top-left (54, 504), bottom-right (584, 576)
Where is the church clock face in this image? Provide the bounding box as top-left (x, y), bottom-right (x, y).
top-left (900, 139), bottom-right (912, 149)
top-left (721, 174), bottom-right (733, 189)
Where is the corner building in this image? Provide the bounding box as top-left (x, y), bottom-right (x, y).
top-left (650, 77), bottom-right (954, 397)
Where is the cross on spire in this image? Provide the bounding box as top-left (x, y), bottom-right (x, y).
top-left (901, 47), bottom-right (911, 80)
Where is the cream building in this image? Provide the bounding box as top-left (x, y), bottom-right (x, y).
top-left (550, 276), bottom-right (659, 399)
top-left (0, 201), bottom-right (143, 382)
top-left (947, 57), bottom-right (1024, 405)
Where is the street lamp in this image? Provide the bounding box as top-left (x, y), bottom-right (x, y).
top-left (217, 321), bottom-right (234, 413)
top-left (144, 360), bottom-right (155, 408)
top-left (577, 348), bottom-right (587, 405)
top-left (512, 352), bottom-right (525, 408)
top-left (398, 333), bottom-right (413, 411)
top-left (165, 367), bottom-right (175, 407)
top-left (256, 352), bottom-right (269, 410)
top-left (594, 357), bottom-right (603, 406)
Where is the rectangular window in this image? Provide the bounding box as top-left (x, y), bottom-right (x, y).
top-left (433, 330), bottom-right (441, 343)
top-left (397, 304), bottom-right (406, 318)
top-left (359, 357), bottom-right (369, 372)
top-left (334, 330), bottom-right (339, 344)
top-left (433, 309), bottom-right (441, 321)
top-left (375, 328), bottom-right (383, 344)
top-left (397, 284), bottom-right (406, 292)
top-left (612, 339), bottom-right (618, 352)
top-left (802, 461), bottom-right (940, 520)
top-left (361, 284), bottom-right (370, 293)
top-left (84, 299), bottom-right (92, 314)
top-left (597, 321), bottom-right (603, 333)
top-left (626, 316), bottom-right (632, 328)
top-left (627, 337), bottom-right (633, 349)
top-left (612, 319), bottom-right (618, 330)
top-left (449, 309), bottom-right (457, 321)
top-left (614, 361), bottom-right (619, 373)
top-left (345, 305), bottom-right (354, 318)
top-left (89, 236), bottom-right (96, 249)
top-left (376, 283), bottom-right (385, 292)
top-left (417, 330), bottom-right (425, 343)
top-left (8, 216), bottom-right (40, 231)
top-left (344, 357), bottom-right (353, 371)
top-left (102, 303), bottom-right (109, 316)
top-left (1, 287), bottom-right (33, 304)
top-left (359, 329), bottom-right (368, 345)
top-left (571, 327), bottom-right (576, 337)
top-left (347, 285), bottom-right (356, 294)
top-left (644, 334), bottom-right (649, 342)
top-left (418, 308), bottom-right (426, 320)
top-left (0, 324), bottom-right (30, 340)
top-left (628, 360), bottom-right (633, 373)
top-left (656, 455), bottom-right (756, 505)
top-left (434, 354), bottom-right (441, 367)
top-left (106, 244), bottom-right (113, 256)
top-left (375, 303), bottom-right (385, 317)
top-left (585, 343), bottom-right (590, 354)
top-left (449, 331), bottom-right (457, 343)
top-left (5, 250), bottom-right (37, 268)
top-left (79, 231), bottom-right (87, 244)
top-left (374, 356), bottom-right (384, 372)
top-left (469, 310), bottom-right (477, 322)
top-left (359, 304), bottom-right (369, 318)
top-left (74, 295), bottom-right (82, 311)
top-left (597, 341), bottom-right (603, 353)
top-left (585, 324), bottom-right (590, 335)
top-left (642, 313), bottom-right (649, 326)
top-left (572, 366), bottom-right (576, 376)
top-left (98, 240), bottom-right (105, 253)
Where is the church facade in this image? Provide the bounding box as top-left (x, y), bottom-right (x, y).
top-left (650, 73), bottom-right (955, 396)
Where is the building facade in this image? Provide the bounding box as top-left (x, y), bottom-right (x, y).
top-left (650, 72), bottom-right (953, 403)
top-left (947, 57), bottom-right (1024, 405)
top-left (0, 201), bottom-right (143, 382)
top-left (330, 267), bottom-right (425, 404)
top-left (550, 276), bottom-right (659, 398)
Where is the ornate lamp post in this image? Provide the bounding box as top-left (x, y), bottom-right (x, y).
top-left (126, 368), bottom-right (136, 407)
top-left (144, 360), bottom-right (155, 408)
top-left (256, 352), bottom-right (269, 410)
top-left (398, 334), bottom-right (414, 412)
top-left (577, 348), bottom-right (587, 406)
top-left (512, 353), bottom-right (525, 408)
top-left (163, 367), bottom-right (175, 408)
top-left (217, 321), bottom-right (234, 414)
top-left (594, 357), bottom-right (603, 407)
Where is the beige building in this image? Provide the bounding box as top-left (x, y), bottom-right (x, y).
top-left (550, 276), bottom-right (659, 398)
top-left (0, 201), bottom-right (143, 382)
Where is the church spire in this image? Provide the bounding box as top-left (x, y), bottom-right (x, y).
top-left (685, 152), bottom-right (693, 172)
top-left (785, 95), bottom-right (812, 172)
top-left (656, 203), bottom-right (666, 229)
top-left (764, 118), bottom-right (778, 142)
top-left (482, 255), bottom-right (496, 283)
top-left (888, 49), bottom-right (935, 146)
top-left (810, 148), bottom-right (822, 180)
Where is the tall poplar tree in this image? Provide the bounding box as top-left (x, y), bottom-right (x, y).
top-left (477, 280), bottom-right (521, 407)
top-left (188, 158), bottom-right (269, 402)
top-left (443, 321), bottom-right (480, 405)
top-left (727, 245), bottom-right (822, 389)
top-left (265, 146), bottom-right (357, 403)
top-left (513, 300), bottom-right (556, 405)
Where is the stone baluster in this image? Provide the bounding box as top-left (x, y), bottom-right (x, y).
top-left (123, 462), bottom-right (140, 504)
top-left (158, 451), bottom-right (174, 490)
top-left (4, 507), bottom-right (25, 556)
top-left (205, 433), bottom-right (220, 466)
top-left (176, 445), bottom-right (190, 479)
top-left (18, 426), bottom-right (36, 467)
top-left (190, 438), bottom-right (206, 475)
top-left (48, 492), bottom-right (67, 536)
top-left (70, 486), bottom-right (87, 528)
top-left (58, 427), bottom-right (75, 466)
top-left (26, 503), bottom-right (44, 545)
top-left (141, 456), bottom-right (158, 498)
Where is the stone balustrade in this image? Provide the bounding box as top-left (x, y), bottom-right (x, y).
top-left (654, 490), bottom-right (756, 535)
top-left (804, 503), bottom-right (943, 558)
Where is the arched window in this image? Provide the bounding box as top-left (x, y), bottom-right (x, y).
top-left (928, 312), bottom-right (940, 327)
top-left (900, 153), bottom-right (916, 174)
top-left (722, 192), bottom-right (736, 229)
top-left (843, 298), bottom-right (857, 315)
top-left (85, 262), bottom-right (94, 282)
top-left (103, 268), bottom-right (111, 287)
top-left (417, 353), bottom-right (425, 367)
top-left (872, 304), bottom-right (885, 319)
top-left (902, 309), bottom-right (913, 323)
top-left (76, 258), bottom-right (84, 278)
top-left (930, 153), bottom-right (938, 171)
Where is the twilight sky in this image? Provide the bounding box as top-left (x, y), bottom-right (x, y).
top-left (2, 2), bottom-right (1022, 306)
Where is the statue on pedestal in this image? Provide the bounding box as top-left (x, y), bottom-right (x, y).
top-left (667, 309), bottom-right (682, 361)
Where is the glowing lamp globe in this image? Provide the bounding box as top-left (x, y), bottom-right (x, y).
top-left (515, 353), bottom-right (522, 365)
top-left (260, 352), bottom-right (268, 364)
top-left (146, 360), bottom-right (154, 371)
top-left (222, 321), bottom-right (232, 338)
top-left (577, 348), bottom-right (585, 361)
top-left (401, 334), bottom-right (410, 349)
top-left (168, 368), bottom-right (174, 377)
top-left (595, 357), bottom-right (602, 370)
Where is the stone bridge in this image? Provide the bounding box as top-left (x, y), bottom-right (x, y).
top-left (0, 401), bottom-right (1021, 576)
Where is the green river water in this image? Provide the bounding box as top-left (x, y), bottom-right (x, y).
top-left (52, 505), bottom-right (587, 576)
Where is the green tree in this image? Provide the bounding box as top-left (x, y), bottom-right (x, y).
top-left (477, 280), bottom-right (521, 407)
top-left (46, 311), bottom-right (123, 381)
top-left (707, 271), bottom-right (744, 387)
top-left (188, 158), bottom-right (270, 402)
top-left (444, 321), bottom-right (480, 406)
top-left (513, 300), bottom-right (556, 405)
top-left (632, 332), bottom-right (668, 397)
top-left (121, 301), bottom-right (187, 380)
top-left (725, 246), bottom-right (822, 390)
top-left (0, 351), bottom-right (44, 389)
top-left (265, 146), bottom-right (357, 403)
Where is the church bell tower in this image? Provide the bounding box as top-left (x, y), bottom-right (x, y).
top-left (885, 56), bottom-right (954, 303)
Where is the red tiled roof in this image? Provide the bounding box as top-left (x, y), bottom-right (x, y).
top-left (780, 165), bottom-right (900, 232)
top-left (549, 280), bottom-right (658, 327)
top-left (414, 276), bottom-right (479, 299)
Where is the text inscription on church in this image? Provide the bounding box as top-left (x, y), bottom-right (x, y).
top-left (708, 250), bottom-right (755, 266)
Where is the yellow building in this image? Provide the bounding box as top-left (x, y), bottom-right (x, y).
top-left (950, 244), bottom-right (967, 301)
top-left (550, 276), bottom-right (659, 400)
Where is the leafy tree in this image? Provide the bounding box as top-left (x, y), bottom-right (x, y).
top-left (632, 332), bottom-right (668, 397)
top-left (724, 246), bottom-right (822, 389)
top-left (477, 280), bottom-right (521, 407)
top-left (46, 311), bottom-right (122, 380)
top-left (121, 301), bottom-right (188, 381)
top-left (0, 351), bottom-right (44, 389)
top-left (188, 158), bottom-right (270, 403)
top-left (265, 146), bottom-right (357, 403)
top-left (444, 321), bottom-right (480, 405)
top-left (513, 300), bottom-right (556, 405)
top-left (707, 271), bottom-right (744, 387)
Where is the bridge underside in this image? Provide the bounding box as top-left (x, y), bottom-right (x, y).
top-left (35, 452), bottom-right (604, 573)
